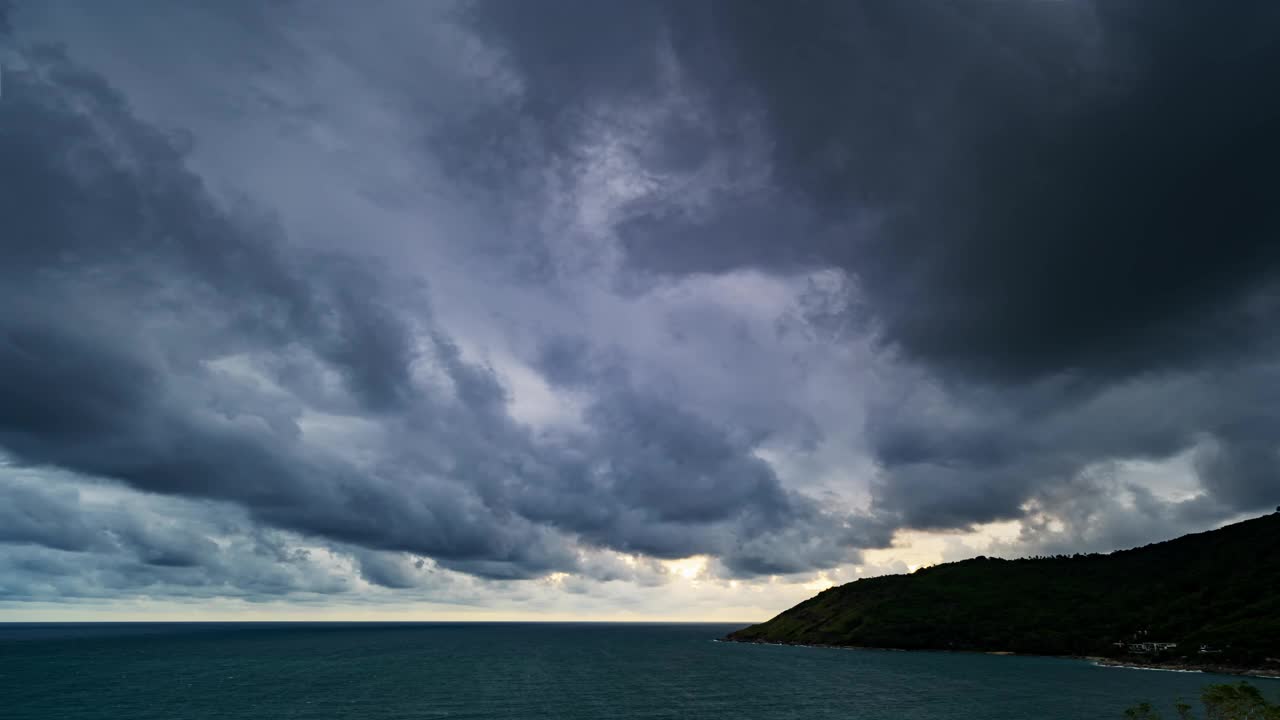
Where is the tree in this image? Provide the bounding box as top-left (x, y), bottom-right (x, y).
top-left (1124, 682), bottom-right (1280, 719)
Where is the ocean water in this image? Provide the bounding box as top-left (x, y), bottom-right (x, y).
top-left (1, 623), bottom-right (1277, 719)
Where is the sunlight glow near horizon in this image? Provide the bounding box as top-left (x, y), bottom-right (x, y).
top-left (0, 517), bottom-right (1130, 623)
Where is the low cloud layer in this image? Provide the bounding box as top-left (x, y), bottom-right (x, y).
top-left (2, 1), bottom-right (1279, 616)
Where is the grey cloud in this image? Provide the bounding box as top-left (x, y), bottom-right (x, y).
top-left (353, 550), bottom-right (428, 590)
top-left (461, 0), bottom-right (1280, 536)
top-left (0, 481), bottom-right (100, 552)
top-left (0, 41), bottom-right (570, 573)
top-left (8, 0), bottom-right (1280, 609)
top-left (972, 465), bottom-right (1251, 563)
top-left (0, 32), bottom-right (875, 588)
top-left (0, 472), bottom-right (355, 601)
top-left (532, 334), bottom-right (596, 388)
top-left (468, 1), bottom-right (1280, 382)
top-left (503, 361), bottom-right (893, 573)
top-left (867, 366), bottom-right (1280, 534)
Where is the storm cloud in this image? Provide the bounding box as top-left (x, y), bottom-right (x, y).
top-left (2, 0), bottom-right (1279, 614)
top-left (460, 0), bottom-right (1280, 526)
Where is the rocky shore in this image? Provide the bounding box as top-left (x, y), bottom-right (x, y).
top-left (1088, 657), bottom-right (1280, 680)
top-left (723, 637), bottom-right (1280, 680)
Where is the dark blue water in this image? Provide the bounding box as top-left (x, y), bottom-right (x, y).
top-left (1, 623), bottom-right (1276, 719)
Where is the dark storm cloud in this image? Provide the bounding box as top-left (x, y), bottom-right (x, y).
top-left (864, 366), bottom-right (1280, 532)
top-left (0, 33), bottom-right (867, 586)
top-left (0, 472), bottom-right (358, 600)
top-left (0, 481), bottom-right (100, 552)
top-left (352, 549), bottom-right (426, 590)
top-left (521, 342), bottom-right (893, 572)
top-left (7, 0), bottom-right (1280, 608)
top-left (462, 0), bottom-right (1280, 536)
top-left (469, 0), bottom-right (1280, 381)
top-left (0, 43), bottom-right (552, 574)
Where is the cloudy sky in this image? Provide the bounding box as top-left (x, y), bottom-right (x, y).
top-left (1, 0), bottom-right (1278, 622)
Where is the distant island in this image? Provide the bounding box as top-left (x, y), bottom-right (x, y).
top-left (727, 510), bottom-right (1280, 677)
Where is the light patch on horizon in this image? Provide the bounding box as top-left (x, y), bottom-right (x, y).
top-left (802, 573), bottom-right (836, 592)
top-left (662, 556), bottom-right (710, 583)
top-left (861, 521), bottom-right (1025, 572)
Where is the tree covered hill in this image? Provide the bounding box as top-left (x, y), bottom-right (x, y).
top-left (728, 511), bottom-right (1280, 665)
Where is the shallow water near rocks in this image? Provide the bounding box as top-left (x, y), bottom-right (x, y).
top-left (2, 622), bottom-right (1277, 719)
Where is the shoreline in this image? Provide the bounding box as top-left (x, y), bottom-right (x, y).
top-left (1086, 657), bottom-right (1280, 680)
top-left (720, 637), bottom-right (1280, 680)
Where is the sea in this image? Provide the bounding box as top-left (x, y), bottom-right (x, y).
top-left (2, 622), bottom-right (1277, 719)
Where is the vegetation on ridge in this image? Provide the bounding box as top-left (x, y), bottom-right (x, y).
top-left (1124, 682), bottom-right (1279, 719)
top-left (728, 511), bottom-right (1280, 668)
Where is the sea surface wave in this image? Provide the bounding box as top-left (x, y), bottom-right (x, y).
top-left (2, 622), bottom-right (1277, 719)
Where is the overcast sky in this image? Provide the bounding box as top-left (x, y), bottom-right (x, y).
top-left (2, 1), bottom-right (1278, 622)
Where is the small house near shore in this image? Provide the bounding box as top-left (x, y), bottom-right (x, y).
top-left (1126, 641), bottom-right (1177, 654)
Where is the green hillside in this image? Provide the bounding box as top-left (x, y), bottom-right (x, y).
top-left (728, 511), bottom-right (1280, 666)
